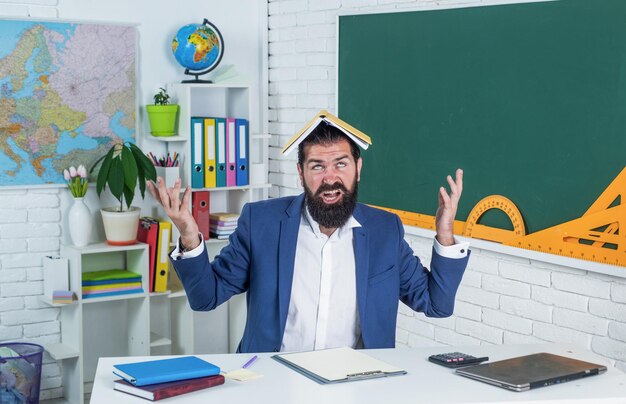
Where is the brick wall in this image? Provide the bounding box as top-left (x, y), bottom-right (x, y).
top-left (267, 0), bottom-right (626, 373)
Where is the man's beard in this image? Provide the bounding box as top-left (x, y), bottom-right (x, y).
top-left (304, 178), bottom-right (358, 229)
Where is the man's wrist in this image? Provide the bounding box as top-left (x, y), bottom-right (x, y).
top-left (180, 234), bottom-right (202, 252)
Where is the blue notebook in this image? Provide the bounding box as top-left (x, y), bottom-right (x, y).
top-left (113, 356), bottom-right (220, 386)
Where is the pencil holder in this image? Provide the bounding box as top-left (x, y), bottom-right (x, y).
top-left (155, 166), bottom-right (180, 188)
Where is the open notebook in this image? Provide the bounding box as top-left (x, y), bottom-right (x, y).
top-left (272, 347), bottom-right (406, 384)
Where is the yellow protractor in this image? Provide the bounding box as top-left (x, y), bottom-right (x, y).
top-left (463, 195), bottom-right (526, 243)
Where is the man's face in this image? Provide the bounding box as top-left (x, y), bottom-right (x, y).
top-left (297, 138), bottom-right (362, 229)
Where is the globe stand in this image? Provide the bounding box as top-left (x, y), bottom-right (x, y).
top-left (181, 69), bottom-right (213, 83)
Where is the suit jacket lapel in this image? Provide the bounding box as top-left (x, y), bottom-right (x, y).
top-left (277, 194), bottom-right (305, 339)
top-left (352, 204), bottom-right (369, 332)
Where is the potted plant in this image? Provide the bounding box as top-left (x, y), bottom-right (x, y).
top-left (146, 87), bottom-right (179, 136)
top-left (90, 142), bottom-right (157, 245)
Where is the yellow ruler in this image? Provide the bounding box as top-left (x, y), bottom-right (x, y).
top-left (371, 166), bottom-right (626, 266)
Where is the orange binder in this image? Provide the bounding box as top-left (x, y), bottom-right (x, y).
top-left (192, 191), bottom-right (211, 239)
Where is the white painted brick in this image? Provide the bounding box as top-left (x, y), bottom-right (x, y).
top-left (530, 260), bottom-right (587, 275)
top-left (306, 52), bottom-right (335, 66)
top-left (269, 94), bottom-right (298, 109)
top-left (611, 283), bottom-right (626, 304)
top-left (503, 331), bottom-right (544, 345)
top-left (28, 208), bottom-right (60, 222)
top-left (608, 322), bottom-right (626, 343)
top-left (460, 269), bottom-right (481, 288)
top-left (42, 362), bottom-right (61, 378)
top-left (552, 272), bottom-right (610, 298)
top-left (2, 252), bottom-right (46, 268)
top-left (269, 68), bottom-right (298, 82)
top-left (4, 193), bottom-right (59, 209)
top-left (296, 94), bottom-right (331, 109)
top-left (589, 298), bottom-right (626, 322)
top-left (533, 322), bottom-right (592, 347)
top-left (27, 267), bottom-right (43, 281)
top-left (4, 0), bottom-right (57, 5)
top-left (0, 4), bottom-right (29, 16)
top-left (296, 11), bottom-right (326, 26)
top-left (395, 328), bottom-right (409, 345)
top-left (466, 253), bottom-right (499, 274)
top-left (271, 26), bottom-right (308, 41)
top-left (25, 296), bottom-right (51, 309)
top-left (398, 302), bottom-right (414, 317)
top-left (1, 281), bottom-right (43, 297)
top-left (28, 237), bottom-right (59, 252)
top-left (0, 223), bottom-right (61, 239)
top-left (343, 0), bottom-right (378, 8)
top-left (23, 320), bottom-right (60, 337)
top-left (398, 316), bottom-right (435, 338)
top-left (297, 67), bottom-right (329, 80)
top-left (270, 40), bottom-right (296, 55)
top-left (2, 308), bottom-right (58, 325)
top-left (435, 326), bottom-right (481, 346)
top-left (553, 308), bottom-right (609, 336)
top-left (307, 23), bottom-right (336, 40)
top-left (453, 301), bottom-right (482, 321)
top-left (276, 0), bottom-right (307, 14)
top-left (0, 268), bottom-right (26, 283)
top-left (455, 318), bottom-right (502, 344)
top-left (39, 387), bottom-right (63, 401)
top-left (500, 296), bottom-right (552, 322)
top-left (309, 0), bottom-right (340, 11)
top-left (531, 286), bottom-right (589, 312)
top-left (275, 108), bottom-right (310, 123)
top-left (269, 53), bottom-right (307, 68)
top-left (308, 79), bottom-right (335, 94)
top-left (0, 239), bottom-right (27, 254)
top-left (482, 274), bottom-right (530, 298)
top-left (268, 172), bottom-right (300, 188)
top-left (268, 122), bottom-right (297, 136)
top-left (497, 252), bottom-right (531, 266)
top-left (498, 261), bottom-right (550, 286)
top-left (271, 80), bottom-right (307, 95)
top-left (415, 313), bottom-right (455, 330)
top-left (618, 361), bottom-right (626, 374)
top-left (0, 209), bottom-right (27, 223)
top-left (592, 336), bottom-right (626, 362)
top-left (0, 297), bottom-right (23, 312)
top-left (40, 375), bottom-right (62, 390)
top-left (456, 285), bottom-right (500, 308)
top-left (0, 325), bottom-right (22, 340)
top-left (269, 13), bottom-right (297, 29)
top-left (482, 308), bottom-right (532, 335)
top-left (407, 333), bottom-right (444, 348)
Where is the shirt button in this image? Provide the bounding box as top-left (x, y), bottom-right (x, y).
top-left (460, 249), bottom-right (465, 253)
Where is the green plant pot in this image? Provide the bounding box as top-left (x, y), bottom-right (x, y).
top-left (146, 104), bottom-right (179, 136)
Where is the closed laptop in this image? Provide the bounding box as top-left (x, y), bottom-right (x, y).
top-left (456, 352), bottom-right (607, 392)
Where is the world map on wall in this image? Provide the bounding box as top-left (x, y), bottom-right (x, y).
top-left (0, 20), bottom-right (136, 187)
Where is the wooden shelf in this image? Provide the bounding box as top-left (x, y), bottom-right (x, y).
top-left (46, 343), bottom-right (79, 360)
top-left (81, 292), bottom-right (146, 304)
top-left (39, 296), bottom-right (77, 307)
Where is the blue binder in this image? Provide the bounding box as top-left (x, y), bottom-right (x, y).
top-left (190, 117), bottom-right (204, 188)
top-left (235, 118), bottom-right (249, 186)
top-left (113, 356), bottom-right (220, 386)
top-left (215, 117), bottom-right (227, 187)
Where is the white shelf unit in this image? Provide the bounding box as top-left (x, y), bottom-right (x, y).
top-left (43, 243), bottom-right (151, 404)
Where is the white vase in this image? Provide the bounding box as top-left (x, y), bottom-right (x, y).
top-left (68, 198), bottom-right (92, 247)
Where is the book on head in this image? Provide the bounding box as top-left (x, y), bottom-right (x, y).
top-left (281, 110), bottom-right (372, 155)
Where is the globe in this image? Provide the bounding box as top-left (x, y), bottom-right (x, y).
top-left (171, 19), bottom-right (224, 82)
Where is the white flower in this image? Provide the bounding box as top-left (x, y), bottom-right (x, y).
top-left (69, 166), bottom-right (77, 177)
top-left (63, 169), bottom-right (71, 181)
top-left (77, 164), bottom-right (87, 178)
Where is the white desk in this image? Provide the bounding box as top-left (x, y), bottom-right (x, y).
top-left (90, 344), bottom-right (626, 403)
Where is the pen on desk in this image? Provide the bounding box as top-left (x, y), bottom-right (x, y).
top-left (242, 355), bottom-right (258, 369)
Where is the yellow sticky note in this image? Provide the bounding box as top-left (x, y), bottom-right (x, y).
top-left (224, 368), bottom-right (263, 381)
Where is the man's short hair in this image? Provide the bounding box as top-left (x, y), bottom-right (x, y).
top-left (297, 122), bottom-right (361, 166)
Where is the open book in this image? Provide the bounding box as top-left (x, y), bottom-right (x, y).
top-left (281, 110), bottom-right (372, 155)
top-left (272, 347), bottom-right (406, 384)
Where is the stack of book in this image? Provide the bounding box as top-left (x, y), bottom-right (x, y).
top-left (82, 269), bottom-right (143, 299)
top-left (52, 290), bottom-right (75, 304)
top-left (113, 356), bottom-right (224, 401)
top-left (209, 212), bottom-right (239, 240)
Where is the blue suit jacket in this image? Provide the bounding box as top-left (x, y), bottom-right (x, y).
top-left (172, 194), bottom-right (469, 353)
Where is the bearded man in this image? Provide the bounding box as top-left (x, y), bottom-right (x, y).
top-left (148, 121), bottom-right (469, 353)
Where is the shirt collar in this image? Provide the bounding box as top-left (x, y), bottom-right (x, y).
top-left (303, 204), bottom-right (361, 239)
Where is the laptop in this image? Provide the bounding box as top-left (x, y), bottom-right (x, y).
top-left (455, 352), bottom-right (607, 392)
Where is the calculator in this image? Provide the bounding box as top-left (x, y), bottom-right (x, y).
top-left (428, 352), bottom-right (489, 368)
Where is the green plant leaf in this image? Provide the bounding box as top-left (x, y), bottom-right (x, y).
top-left (130, 143), bottom-right (156, 198)
top-left (95, 146), bottom-right (115, 197)
top-left (108, 158), bottom-right (124, 203)
top-left (121, 145), bottom-right (138, 194)
top-left (123, 184), bottom-right (134, 210)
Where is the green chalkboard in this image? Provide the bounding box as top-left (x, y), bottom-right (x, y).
top-left (339, 0), bottom-right (626, 234)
